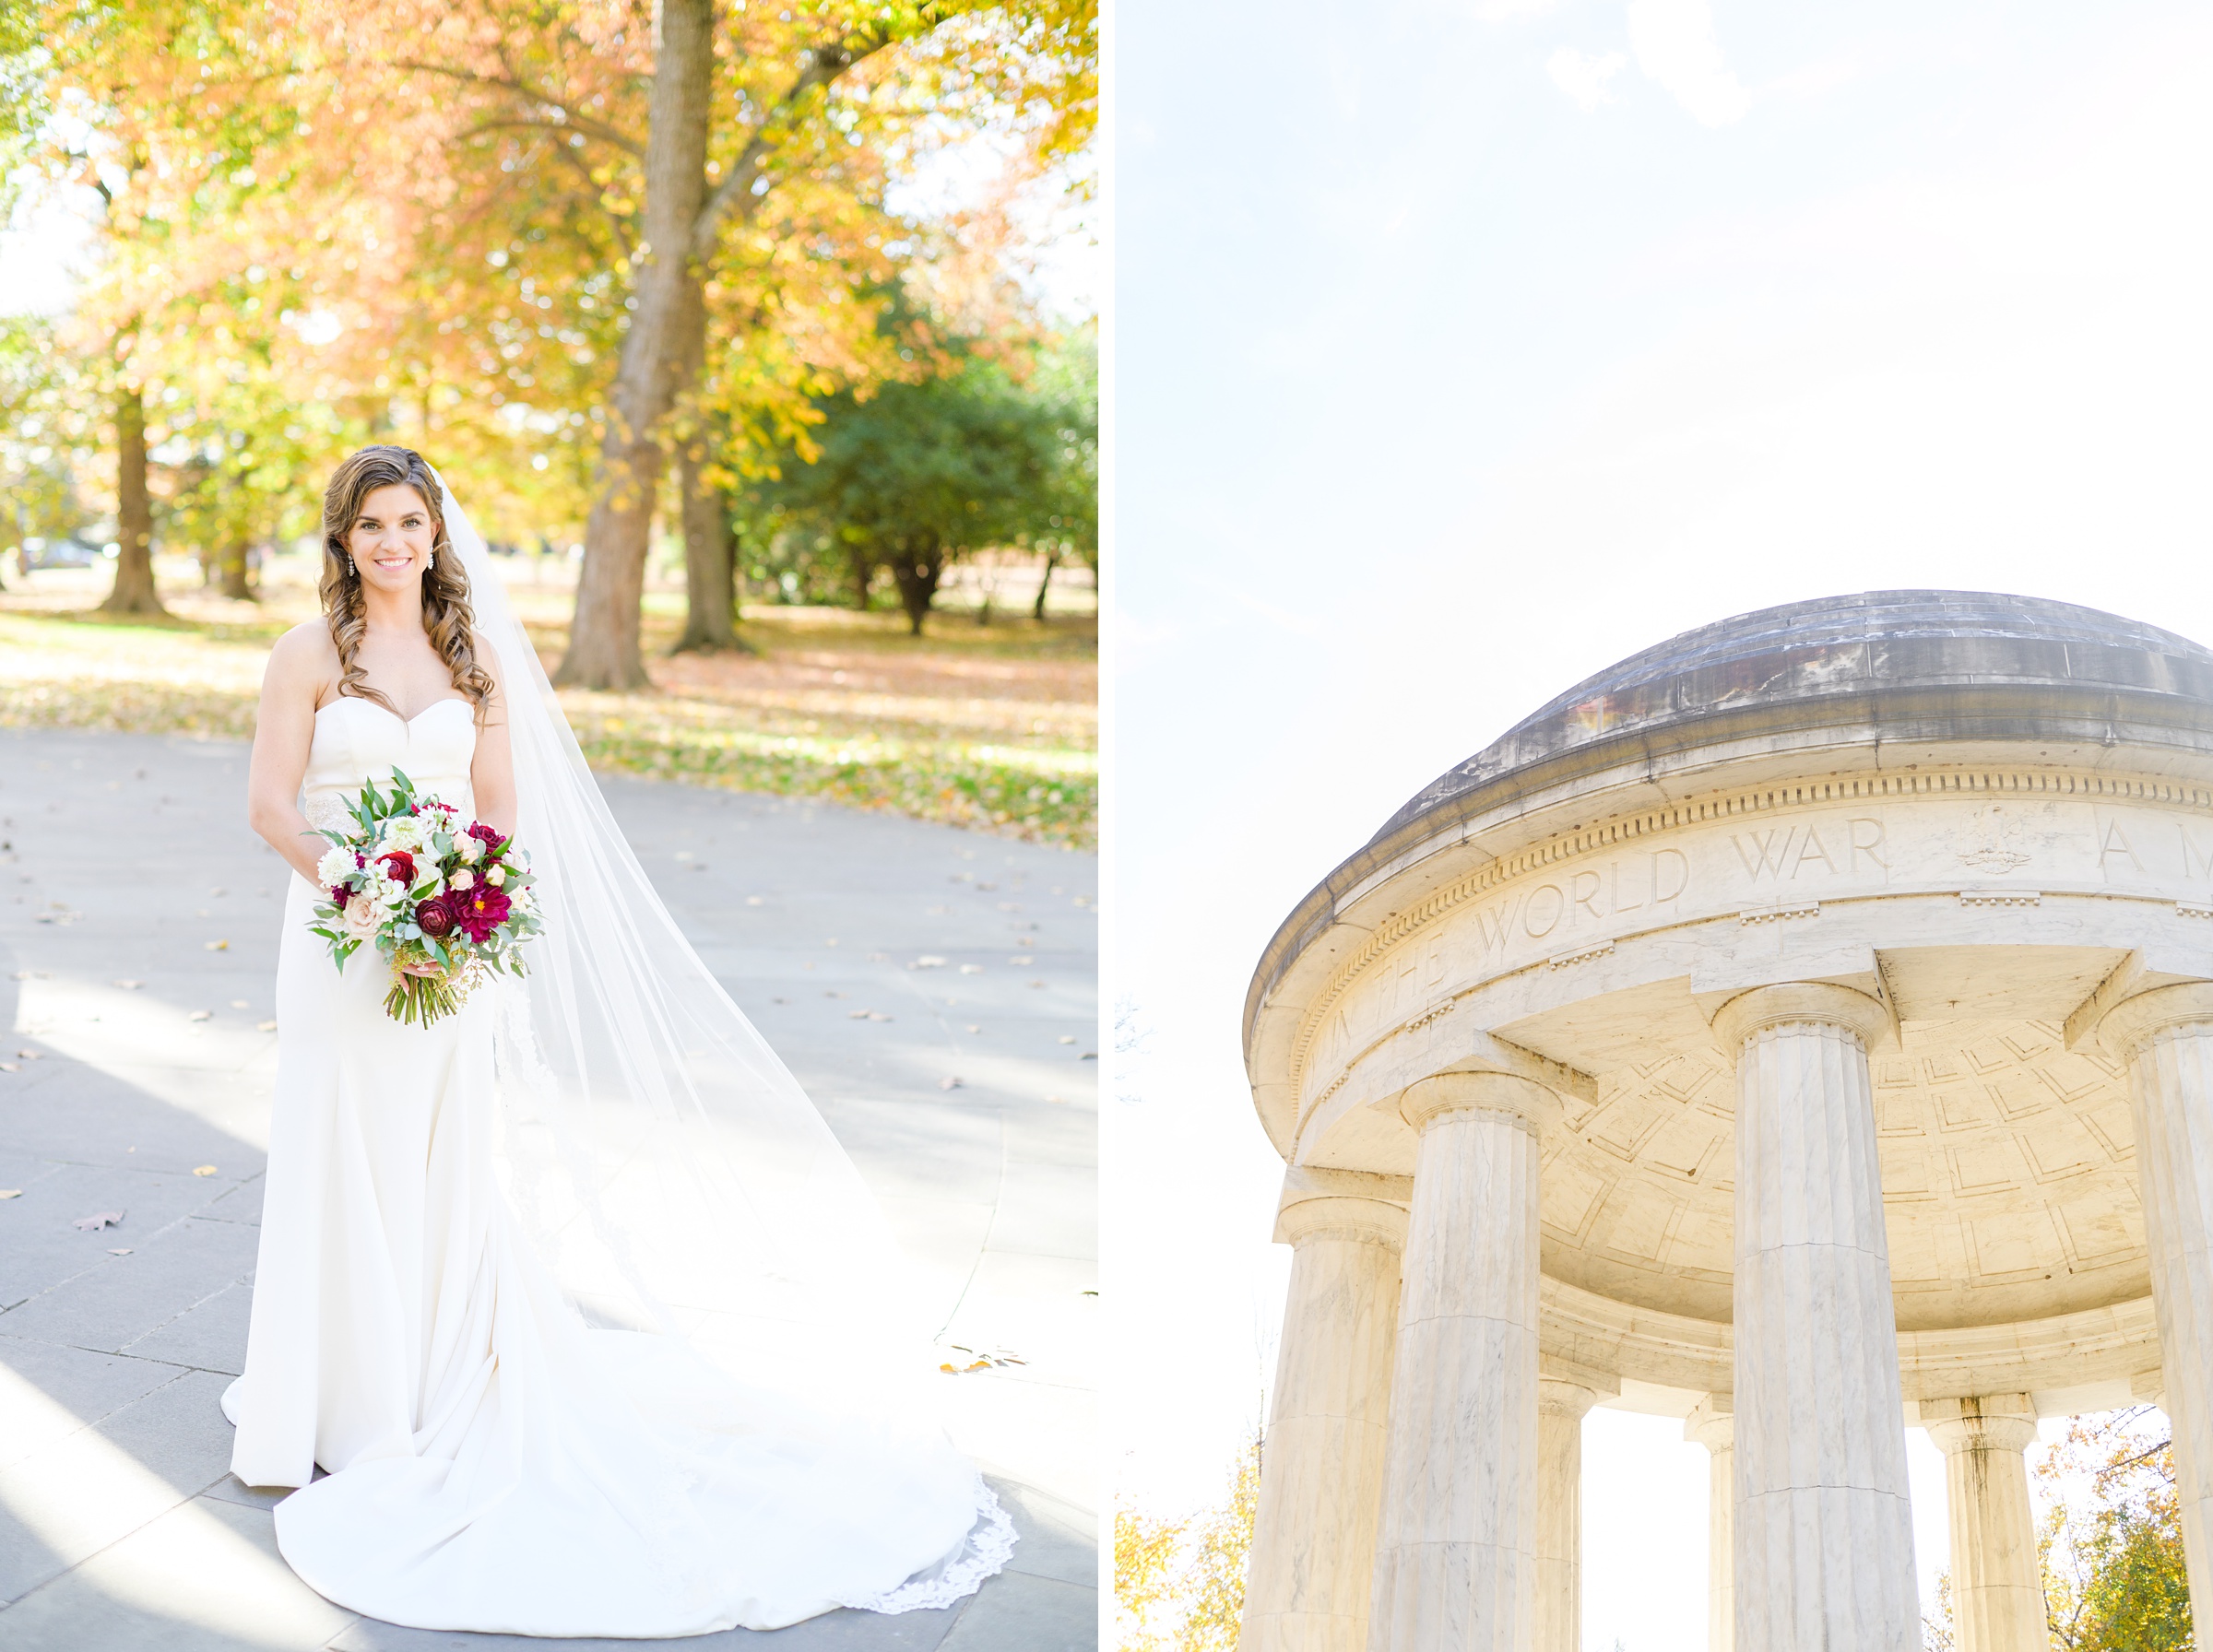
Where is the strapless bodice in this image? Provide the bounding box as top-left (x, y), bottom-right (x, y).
top-left (303, 696), bottom-right (478, 831)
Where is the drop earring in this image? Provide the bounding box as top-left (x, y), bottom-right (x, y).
top-left (346, 555), bottom-right (356, 577)
top-left (426, 550), bottom-right (436, 572)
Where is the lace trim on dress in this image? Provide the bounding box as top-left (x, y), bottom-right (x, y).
top-left (830, 1472), bottom-right (1019, 1614)
top-left (303, 791), bottom-right (352, 832)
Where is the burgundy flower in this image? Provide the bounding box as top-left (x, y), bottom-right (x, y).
top-left (454, 883), bottom-right (512, 943)
top-left (466, 821), bottom-right (505, 856)
top-left (415, 895), bottom-right (456, 939)
top-left (331, 884), bottom-right (351, 909)
top-left (377, 850), bottom-right (416, 885)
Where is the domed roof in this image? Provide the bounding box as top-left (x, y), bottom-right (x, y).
top-left (1371, 590), bottom-right (2213, 845)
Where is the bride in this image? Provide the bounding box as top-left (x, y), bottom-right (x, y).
top-left (232, 445), bottom-right (1013, 1635)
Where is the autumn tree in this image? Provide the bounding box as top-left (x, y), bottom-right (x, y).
top-left (2039, 1406), bottom-right (2195, 1650)
top-left (16, 0), bottom-right (380, 614)
top-left (1113, 1434), bottom-right (1261, 1652)
top-left (310, 0), bottom-right (1095, 686)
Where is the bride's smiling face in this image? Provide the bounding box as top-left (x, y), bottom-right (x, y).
top-left (348, 483), bottom-right (437, 593)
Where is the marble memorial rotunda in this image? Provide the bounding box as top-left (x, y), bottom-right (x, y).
top-left (1237, 591), bottom-right (2213, 1652)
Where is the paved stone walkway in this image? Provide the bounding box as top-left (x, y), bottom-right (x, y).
top-left (0, 729), bottom-right (1097, 1651)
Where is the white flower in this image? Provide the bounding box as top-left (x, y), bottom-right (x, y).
top-left (372, 873), bottom-right (408, 909)
top-left (486, 866), bottom-right (505, 888)
top-left (379, 816), bottom-right (427, 855)
top-left (315, 846), bottom-right (355, 887)
top-left (341, 895), bottom-right (383, 943)
top-left (456, 833), bottom-right (484, 865)
top-left (449, 868), bottom-right (475, 891)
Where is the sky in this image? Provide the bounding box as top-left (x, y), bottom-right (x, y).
top-left (1112, 1), bottom-right (2213, 1645)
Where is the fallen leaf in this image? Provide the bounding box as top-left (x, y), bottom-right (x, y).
top-left (868, 1012), bottom-right (892, 1022)
top-left (72, 1211), bottom-right (124, 1231)
top-left (1028, 980), bottom-right (1047, 990)
top-left (1010, 956), bottom-right (1035, 965)
top-left (848, 1009), bottom-right (870, 1020)
top-left (192, 1165), bottom-right (218, 1177)
top-left (744, 895), bottom-right (763, 906)
top-left (940, 1077), bottom-right (963, 1091)
top-left (112, 979), bottom-right (143, 989)
top-left (958, 964), bottom-right (984, 975)
top-left (107, 1247), bottom-right (132, 1256)
top-left (257, 1021), bottom-right (278, 1032)
top-left (0, 1189), bottom-right (20, 1198)
top-left (1082, 1052), bottom-right (1097, 1060)
top-left (965, 1024), bottom-right (982, 1034)
top-left (0, 1064), bottom-right (17, 1074)
top-left (912, 956), bottom-right (947, 969)
top-left (204, 939), bottom-right (229, 951)
top-left (187, 1010), bottom-right (211, 1022)
top-left (16, 1050), bottom-right (40, 1060)
top-left (229, 999), bottom-right (248, 1009)
top-left (1058, 1035), bottom-right (1077, 1045)
top-left (1046, 1095), bottom-right (1066, 1104)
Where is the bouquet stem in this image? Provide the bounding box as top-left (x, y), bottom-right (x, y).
top-left (385, 969), bottom-right (463, 1027)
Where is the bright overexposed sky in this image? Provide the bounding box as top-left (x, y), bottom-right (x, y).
top-left (1113, 2), bottom-right (2213, 1645)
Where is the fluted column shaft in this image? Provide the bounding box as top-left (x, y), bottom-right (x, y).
top-left (1686, 1396), bottom-right (1734, 1652)
top-left (1534, 1379), bottom-right (1598, 1652)
top-left (2104, 983), bottom-right (2213, 1648)
top-left (1718, 985), bottom-right (1918, 1652)
top-left (1241, 1181), bottom-right (1409, 1652)
top-left (1923, 1396), bottom-right (2042, 1652)
top-left (1367, 1073), bottom-right (1549, 1652)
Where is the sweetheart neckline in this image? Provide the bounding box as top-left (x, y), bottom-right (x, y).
top-left (314, 696), bottom-right (473, 726)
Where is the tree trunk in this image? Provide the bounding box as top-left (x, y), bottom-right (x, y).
top-left (848, 545), bottom-right (876, 612)
top-left (101, 384), bottom-right (164, 616)
top-left (888, 541), bottom-right (944, 637)
top-left (221, 536), bottom-right (255, 600)
top-left (671, 438), bottom-right (752, 653)
top-left (553, 0), bottom-right (716, 690)
top-left (1033, 545), bottom-right (1061, 622)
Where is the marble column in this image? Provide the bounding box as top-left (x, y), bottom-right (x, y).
top-left (1534, 1377), bottom-right (1599, 1652)
top-left (1367, 1071), bottom-right (1550, 1652)
top-left (2099, 981), bottom-right (2213, 1648)
top-left (1241, 1174), bottom-right (1410, 1652)
top-left (1712, 983), bottom-right (1918, 1651)
top-left (1684, 1394), bottom-right (1734, 1652)
top-left (1921, 1395), bottom-right (2042, 1652)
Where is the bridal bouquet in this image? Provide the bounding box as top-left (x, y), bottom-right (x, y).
top-left (307, 769), bottom-right (542, 1026)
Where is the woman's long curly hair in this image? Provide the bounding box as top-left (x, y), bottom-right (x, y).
top-left (318, 446), bottom-right (495, 721)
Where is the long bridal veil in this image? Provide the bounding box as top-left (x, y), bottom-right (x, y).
top-left (428, 467), bottom-right (998, 1580)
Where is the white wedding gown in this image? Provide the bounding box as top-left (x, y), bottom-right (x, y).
top-left (222, 696), bottom-right (1012, 1636)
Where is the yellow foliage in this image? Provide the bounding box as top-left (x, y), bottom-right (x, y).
top-left (1114, 1433), bottom-right (1261, 1652)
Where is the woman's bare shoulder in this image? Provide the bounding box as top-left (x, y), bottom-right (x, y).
top-left (470, 627), bottom-right (507, 688)
top-left (271, 620), bottom-right (338, 663)
top-left (266, 621), bottom-right (339, 691)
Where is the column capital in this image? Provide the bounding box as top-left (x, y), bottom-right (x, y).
top-left (1685, 1391), bottom-right (1734, 1453)
top-left (1273, 1166), bottom-right (1412, 1248)
top-left (1922, 1394), bottom-right (2039, 1457)
top-left (2093, 981), bottom-right (2213, 1061)
top-left (1537, 1376), bottom-right (1604, 1421)
top-left (1710, 981), bottom-right (1890, 1056)
top-left (1398, 1069), bottom-right (1556, 1134)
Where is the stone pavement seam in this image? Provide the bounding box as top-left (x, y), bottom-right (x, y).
top-left (0, 1199), bottom-right (221, 1334)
